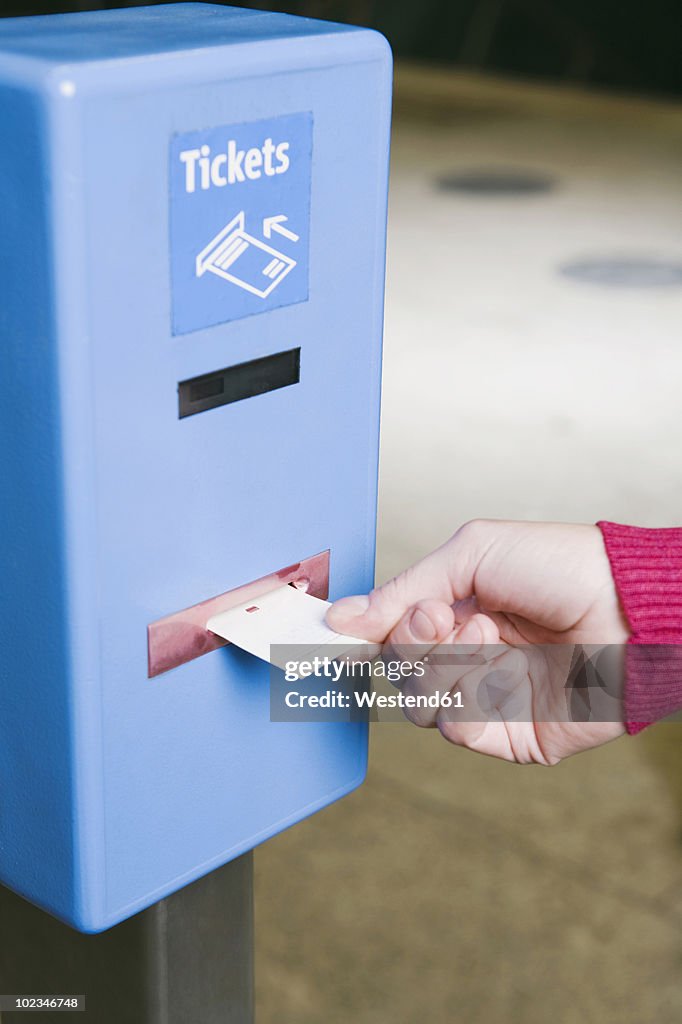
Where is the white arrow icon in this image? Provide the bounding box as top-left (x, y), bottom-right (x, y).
top-left (263, 215), bottom-right (300, 244)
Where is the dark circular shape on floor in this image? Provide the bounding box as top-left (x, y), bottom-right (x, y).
top-left (437, 168), bottom-right (556, 195)
top-left (559, 257), bottom-right (682, 288)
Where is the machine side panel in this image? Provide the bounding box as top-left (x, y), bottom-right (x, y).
top-left (0, 81), bottom-right (77, 923)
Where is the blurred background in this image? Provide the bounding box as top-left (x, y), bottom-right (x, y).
top-left (6, 2), bottom-right (682, 1022)
top-left (4, 0), bottom-right (682, 97)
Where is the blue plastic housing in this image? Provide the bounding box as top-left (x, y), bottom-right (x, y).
top-left (0, 3), bottom-right (391, 932)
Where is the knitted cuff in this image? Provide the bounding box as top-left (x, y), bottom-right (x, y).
top-left (598, 521), bottom-right (682, 734)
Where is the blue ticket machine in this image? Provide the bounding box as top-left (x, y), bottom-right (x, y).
top-left (0, 3), bottom-right (391, 932)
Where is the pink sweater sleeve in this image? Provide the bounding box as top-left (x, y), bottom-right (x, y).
top-left (597, 521), bottom-right (682, 734)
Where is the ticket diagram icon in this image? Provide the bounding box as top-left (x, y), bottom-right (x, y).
top-left (195, 212), bottom-right (298, 299)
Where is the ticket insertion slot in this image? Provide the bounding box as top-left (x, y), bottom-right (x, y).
top-left (147, 550), bottom-right (330, 678)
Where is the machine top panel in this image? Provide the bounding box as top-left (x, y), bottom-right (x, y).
top-left (0, 3), bottom-right (369, 65)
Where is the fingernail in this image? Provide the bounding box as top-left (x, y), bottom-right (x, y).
top-left (456, 619), bottom-right (481, 647)
top-left (410, 608), bottom-right (437, 642)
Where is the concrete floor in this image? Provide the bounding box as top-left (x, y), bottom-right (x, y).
top-left (256, 67), bottom-right (682, 1023)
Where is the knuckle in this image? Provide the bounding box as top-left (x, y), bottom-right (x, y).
top-left (404, 707), bottom-right (433, 729)
top-left (437, 718), bottom-right (462, 746)
top-left (503, 648), bottom-right (530, 676)
top-left (370, 576), bottom-right (401, 609)
top-left (456, 518), bottom-right (484, 541)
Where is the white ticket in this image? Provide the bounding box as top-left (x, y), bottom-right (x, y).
top-left (206, 585), bottom-right (365, 670)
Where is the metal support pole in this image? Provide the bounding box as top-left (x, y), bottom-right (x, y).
top-left (0, 853), bottom-right (254, 1024)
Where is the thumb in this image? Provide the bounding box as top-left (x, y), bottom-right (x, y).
top-left (327, 527), bottom-right (489, 643)
top-left (327, 522), bottom-right (497, 642)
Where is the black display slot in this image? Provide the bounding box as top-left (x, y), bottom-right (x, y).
top-left (178, 348), bottom-right (301, 418)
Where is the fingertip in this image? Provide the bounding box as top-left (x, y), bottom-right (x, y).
top-left (436, 712), bottom-right (486, 749)
top-left (454, 612), bottom-right (500, 647)
top-left (326, 594), bottom-right (368, 625)
top-left (386, 599), bottom-right (454, 650)
top-left (408, 599), bottom-right (454, 642)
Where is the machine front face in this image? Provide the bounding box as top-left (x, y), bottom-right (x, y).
top-left (0, 5), bottom-right (391, 932)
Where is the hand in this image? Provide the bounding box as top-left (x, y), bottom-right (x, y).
top-left (327, 521), bottom-right (630, 765)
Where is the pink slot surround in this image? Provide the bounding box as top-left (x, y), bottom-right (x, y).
top-left (147, 550), bottom-right (330, 678)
